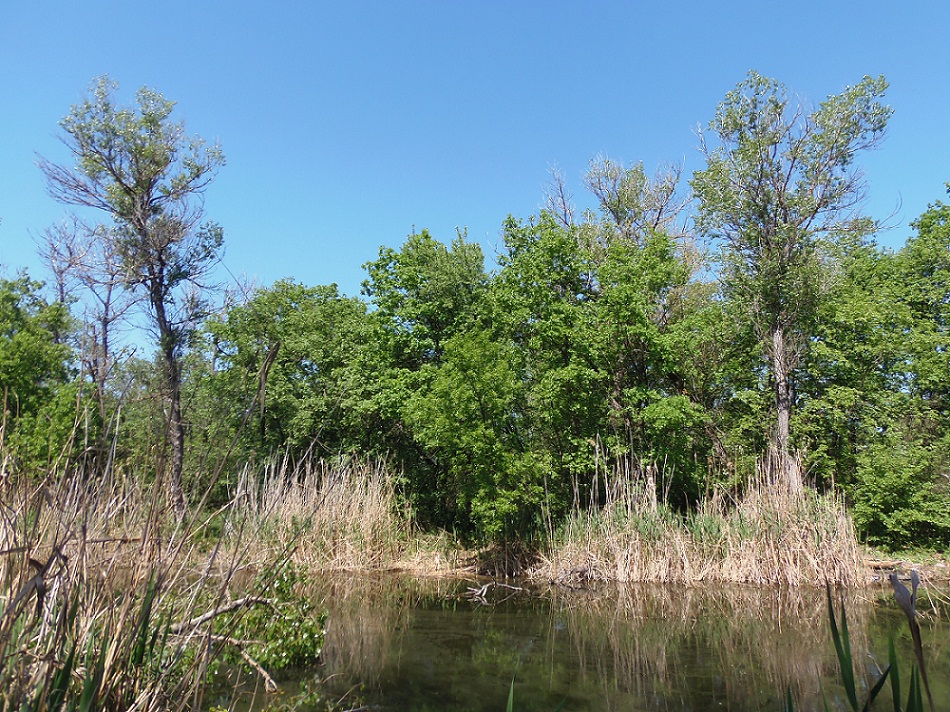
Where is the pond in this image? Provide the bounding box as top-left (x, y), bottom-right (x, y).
top-left (227, 574), bottom-right (950, 711)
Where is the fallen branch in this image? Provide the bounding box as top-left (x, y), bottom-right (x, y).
top-left (464, 581), bottom-right (524, 605)
top-left (174, 629), bottom-right (276, 692)
top-left (170, 596), bottom-right (273, 634)
top-left (238, 646), bottom-right (278, 693)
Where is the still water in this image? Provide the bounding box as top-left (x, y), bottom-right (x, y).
top-left (240, 574), bottom-right (950, 711)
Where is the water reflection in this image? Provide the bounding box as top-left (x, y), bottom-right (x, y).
top-left (301, 575), bottom-right (947, 712)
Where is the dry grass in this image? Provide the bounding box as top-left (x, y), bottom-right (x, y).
top-left (534, 463), bottom-right (864, 587)
top-left (228, 456), bottom-right (419, 571)
top-left (0, 451), bottom-right (276, 711)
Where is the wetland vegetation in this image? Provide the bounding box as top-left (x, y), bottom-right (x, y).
top-left (3, 71), bottom-right (950, 709)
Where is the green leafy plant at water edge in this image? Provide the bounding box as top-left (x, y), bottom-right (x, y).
top-left (786, 576), bottom-right (934, 712)
top-left (184, 564), bottom-right (327, 706)
top-left (212, 564), bottom-right (325, 676)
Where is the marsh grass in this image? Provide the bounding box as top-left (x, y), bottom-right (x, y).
top-left (0, 439), bottom-right (329, 711)
top-left (536, 461), bottom-right (863, 586)
top-left (228, 456), bottom-right (418, 572)
top-left (0, 472), bottom-right (214, 710)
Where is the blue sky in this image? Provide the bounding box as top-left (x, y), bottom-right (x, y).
top-left (1, 2), bottom-right (947, 299)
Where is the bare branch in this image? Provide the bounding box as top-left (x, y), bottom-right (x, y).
top-left (542, 165), bottom-right (575, 228)
top-left (169, 595), bottom-right (274, 634)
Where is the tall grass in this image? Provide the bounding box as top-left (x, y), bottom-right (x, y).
top-left (0, 472), bottom-right (208, 710)
top-left (536, 460), bottom-right (863, 586)
top-left (0, 440), bottom-right (327, 710)
top-left (228, 455), bottom-right (417, 571)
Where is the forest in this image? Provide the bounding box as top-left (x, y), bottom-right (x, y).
top-left (3, 70), bottom-right (949, 558)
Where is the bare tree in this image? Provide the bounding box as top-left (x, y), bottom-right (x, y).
top-left (584, 157), bottom-right (690, 243)
top-left (41, 217), bottom-right (139, 469)
top-left (39, 76), bottom-right (225, 513)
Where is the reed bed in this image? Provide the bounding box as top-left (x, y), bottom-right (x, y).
top-left (0, 446), bottom-right (322, 711)
top-left (229, 456), bottom-right (417, 571)
top-left (0, 473), bottom-right (222, 711)
top-left (534, 465), bottom-right (864, 587)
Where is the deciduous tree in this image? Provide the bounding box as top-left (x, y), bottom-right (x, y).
top-left (39, 77), bottom-right (225, 512)
top-left (692, 72), bottom-right (890, 491)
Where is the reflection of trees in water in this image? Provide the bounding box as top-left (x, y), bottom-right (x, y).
top-left (865, 585), bottom-right (950, 706)
top-left (310, 574), bottom-right (463, 687)
top-left (307, 574), bottom-right (897, 710)
top-left (545, 584), bottom-right (873, 710)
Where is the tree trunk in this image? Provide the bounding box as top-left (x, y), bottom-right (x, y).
top-left (152, 289), bottom-right (187, 516)
top-left (771, 325), bottom-right (802, 493)
top-left (166, 368), bottom-right (187, 515)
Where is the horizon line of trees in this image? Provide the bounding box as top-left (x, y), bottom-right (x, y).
top-left (2, 73), bottom-right (948, 549)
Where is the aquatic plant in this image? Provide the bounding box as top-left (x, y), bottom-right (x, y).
top-left (784, 577), bottom-right (934, 712)
top-left (536, 465), bottom-right (862, 586)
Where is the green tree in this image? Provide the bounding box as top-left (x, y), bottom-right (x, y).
top-left (361, 229), bottom-right (489, 526)
top-left (39, 77), bottom-right (225, 512)
top-left (789, 197), bottom-right (950, 547)
top-left (793, 235), bottom-right (899, 487)
top-left (692, 72), bottom-right (891, 491)
top-left (858, 200), bottom-right (950, 545)
top-left (491, 214), bottom-right (602, 505)
top-left (362, 229), bottom-right (487, 369)
top-left (205, 279), bottom-right (377, 461)
top-left (407, 328), bottom-right (542, 539)
top-left (0, 276), bottom-right (80, 468)
top-left (546, 159), bottom-right (716, 501)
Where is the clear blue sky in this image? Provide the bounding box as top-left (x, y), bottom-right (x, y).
top-left (1, 2), bottom-right (947, 299)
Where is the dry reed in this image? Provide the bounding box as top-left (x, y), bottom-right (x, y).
top-left (0, 454), bottom-right (275, 710)
top-left (228, 456), bottom-right (416, 571)
top-left (534, 461), bottom-right (864, 587)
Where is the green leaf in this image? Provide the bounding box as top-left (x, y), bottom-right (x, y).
top-left (826, 586), bottom-right (858, 711)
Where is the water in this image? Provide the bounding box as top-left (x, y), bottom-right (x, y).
top-left (231, 574), bottom-right (950, 711)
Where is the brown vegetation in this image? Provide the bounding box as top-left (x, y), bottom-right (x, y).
top-left (533, 466), bottom-right (863, 587)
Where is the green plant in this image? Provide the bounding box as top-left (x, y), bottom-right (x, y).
top-left (785, 577), bottom-right (934, 712)
top-left (219, 564), bottom-right (325, 674)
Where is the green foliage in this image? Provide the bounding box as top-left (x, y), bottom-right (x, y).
top-left (796, 204), bottom-right (950, 548)
top-left (407, 328), bottom-right (545, 539)
top-left (0, 275), bottom-right (90, 470)
top-left (224, 565), bottom-right (325, 673)
top-left (203, 280), bottom-right (377, 460)
top-left (21, 70), bottom-right (950, 552)
top-left (0, 276), bottom-right (72, 417)
top-left (851, 432), bottom-right (950, 547)
top-left (362, 228), bottom-right (487, 369)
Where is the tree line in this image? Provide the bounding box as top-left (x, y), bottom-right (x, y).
top-left (2, 73), bottom-right (948, 549)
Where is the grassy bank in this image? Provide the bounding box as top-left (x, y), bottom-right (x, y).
top-left (534, 475), bottom-right (863, 587)
top-left (221, 456), bottom-right (865, 586)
